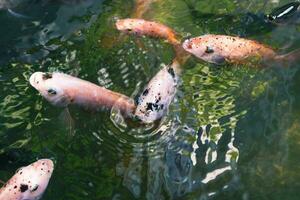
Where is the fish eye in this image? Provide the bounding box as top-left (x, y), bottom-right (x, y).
top-left (47, 88), bottom-right (57, 95)
top-left (205, 46), bottom-right (214, 54)
top-left (31, 184), bottom-right (39, 192)
top-left (16, 167), bottom-right (24, 173)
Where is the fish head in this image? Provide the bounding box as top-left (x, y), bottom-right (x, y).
top-left (182, 38), bottom-right (205, 55)
top-left (14, 159), bottom-right (54, 200)
top-left (182, 37), bottom-right (225, 65)
top-left (115, 19), bottom-right (140, 34)
top-left (29, 72), bottom-right (71, 107)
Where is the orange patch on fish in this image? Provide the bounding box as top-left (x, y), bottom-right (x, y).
top-left (116, 18), bottom-right (180, 45)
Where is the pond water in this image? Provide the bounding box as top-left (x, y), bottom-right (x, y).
top-left (0, 0), bottom-right (300, 199)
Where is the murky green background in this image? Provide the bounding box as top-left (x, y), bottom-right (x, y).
top-left (0, 0), bottom-right (300, 199)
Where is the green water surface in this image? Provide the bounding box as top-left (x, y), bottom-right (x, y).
top-left (0, 0), bottom-right (300, 199)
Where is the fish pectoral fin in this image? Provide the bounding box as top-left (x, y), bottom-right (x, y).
top-left (59, 107), bottom-right (75, 137)
top-left (211, 55), bottom-right (226, 65)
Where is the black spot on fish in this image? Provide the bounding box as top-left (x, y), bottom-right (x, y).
top-left (160, 105), bottom-right (164, 110)
top-left (168, 67), bottom-right (175, 78)
top-left (146, 103), bottom-right (154, 111)
top-left (20, 184), bottom-right (28, 193)
top-left (142, 88), bottom-right (149, 96)
top-left (205, 46), bottom-right (214, 54)
top-left (42, 73), bottom-right (53, 80)
top-left (146, 102), bottom-right (163, 112)
top-left (155, 96), bottom-right (161, 104)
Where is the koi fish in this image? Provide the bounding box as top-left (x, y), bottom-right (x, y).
top-left (29, 72), bottom-right (136, 116)
top-left (0, 159), bottom-right (54, 200)
top-left (182, 34), bottom-right (300, 65)
top-left (116, 18), bottom-right (190, 64)
top-left (135, 60), bottom-right (180, 123)
top-left (116, 18), bottom-right (180, 45)
top-left (182, 34), bottom-right (296, 65)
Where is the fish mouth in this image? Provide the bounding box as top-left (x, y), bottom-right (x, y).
top-left (115, 19), bottom-right (124, 30)
top-left (182, 39), bottom-right (193, 51)
top-left (30, 72), bottom-right (54, 90)
top-left (29, 72), bottom-right (44, 88)
top-left (37, 159), bottom-right (54, 173)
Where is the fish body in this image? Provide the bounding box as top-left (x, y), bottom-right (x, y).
top-left (182, 34), bottom-right (276, 65)
top-left (135, 61), bottom-right (180, 123)
top-left (116, 18), bottom-right (180, 45)
top-left (0, 159), bottom-right (54, 200)
top-left (29, 72), bottom-right (136, 116)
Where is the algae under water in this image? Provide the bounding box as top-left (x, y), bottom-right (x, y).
top-left (0, 0), bottom-right (300, 199)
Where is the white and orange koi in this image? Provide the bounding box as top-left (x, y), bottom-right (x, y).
top-left (182, 34), bottom-right (300, 65)
top-left (0, 159), bottom-right (54, 200)
top-left (116, 18), bottom-right (180, 45)
top-left (29, 72), bottom-right (136, 116)
top-left (182, 34), bottom-right (277, 65)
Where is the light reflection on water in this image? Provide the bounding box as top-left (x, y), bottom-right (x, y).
top-left (0, 0), bottom-right (300, 199)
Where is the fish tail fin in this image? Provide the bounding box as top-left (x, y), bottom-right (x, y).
top-left (173, 44), bottom-right (191, 66)
top-left (168, 34), bottom-right (181, 46)
top-left (275, 49), bottom-right (300, 65)
top-left (7, 9), bottom-right (29, 19)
